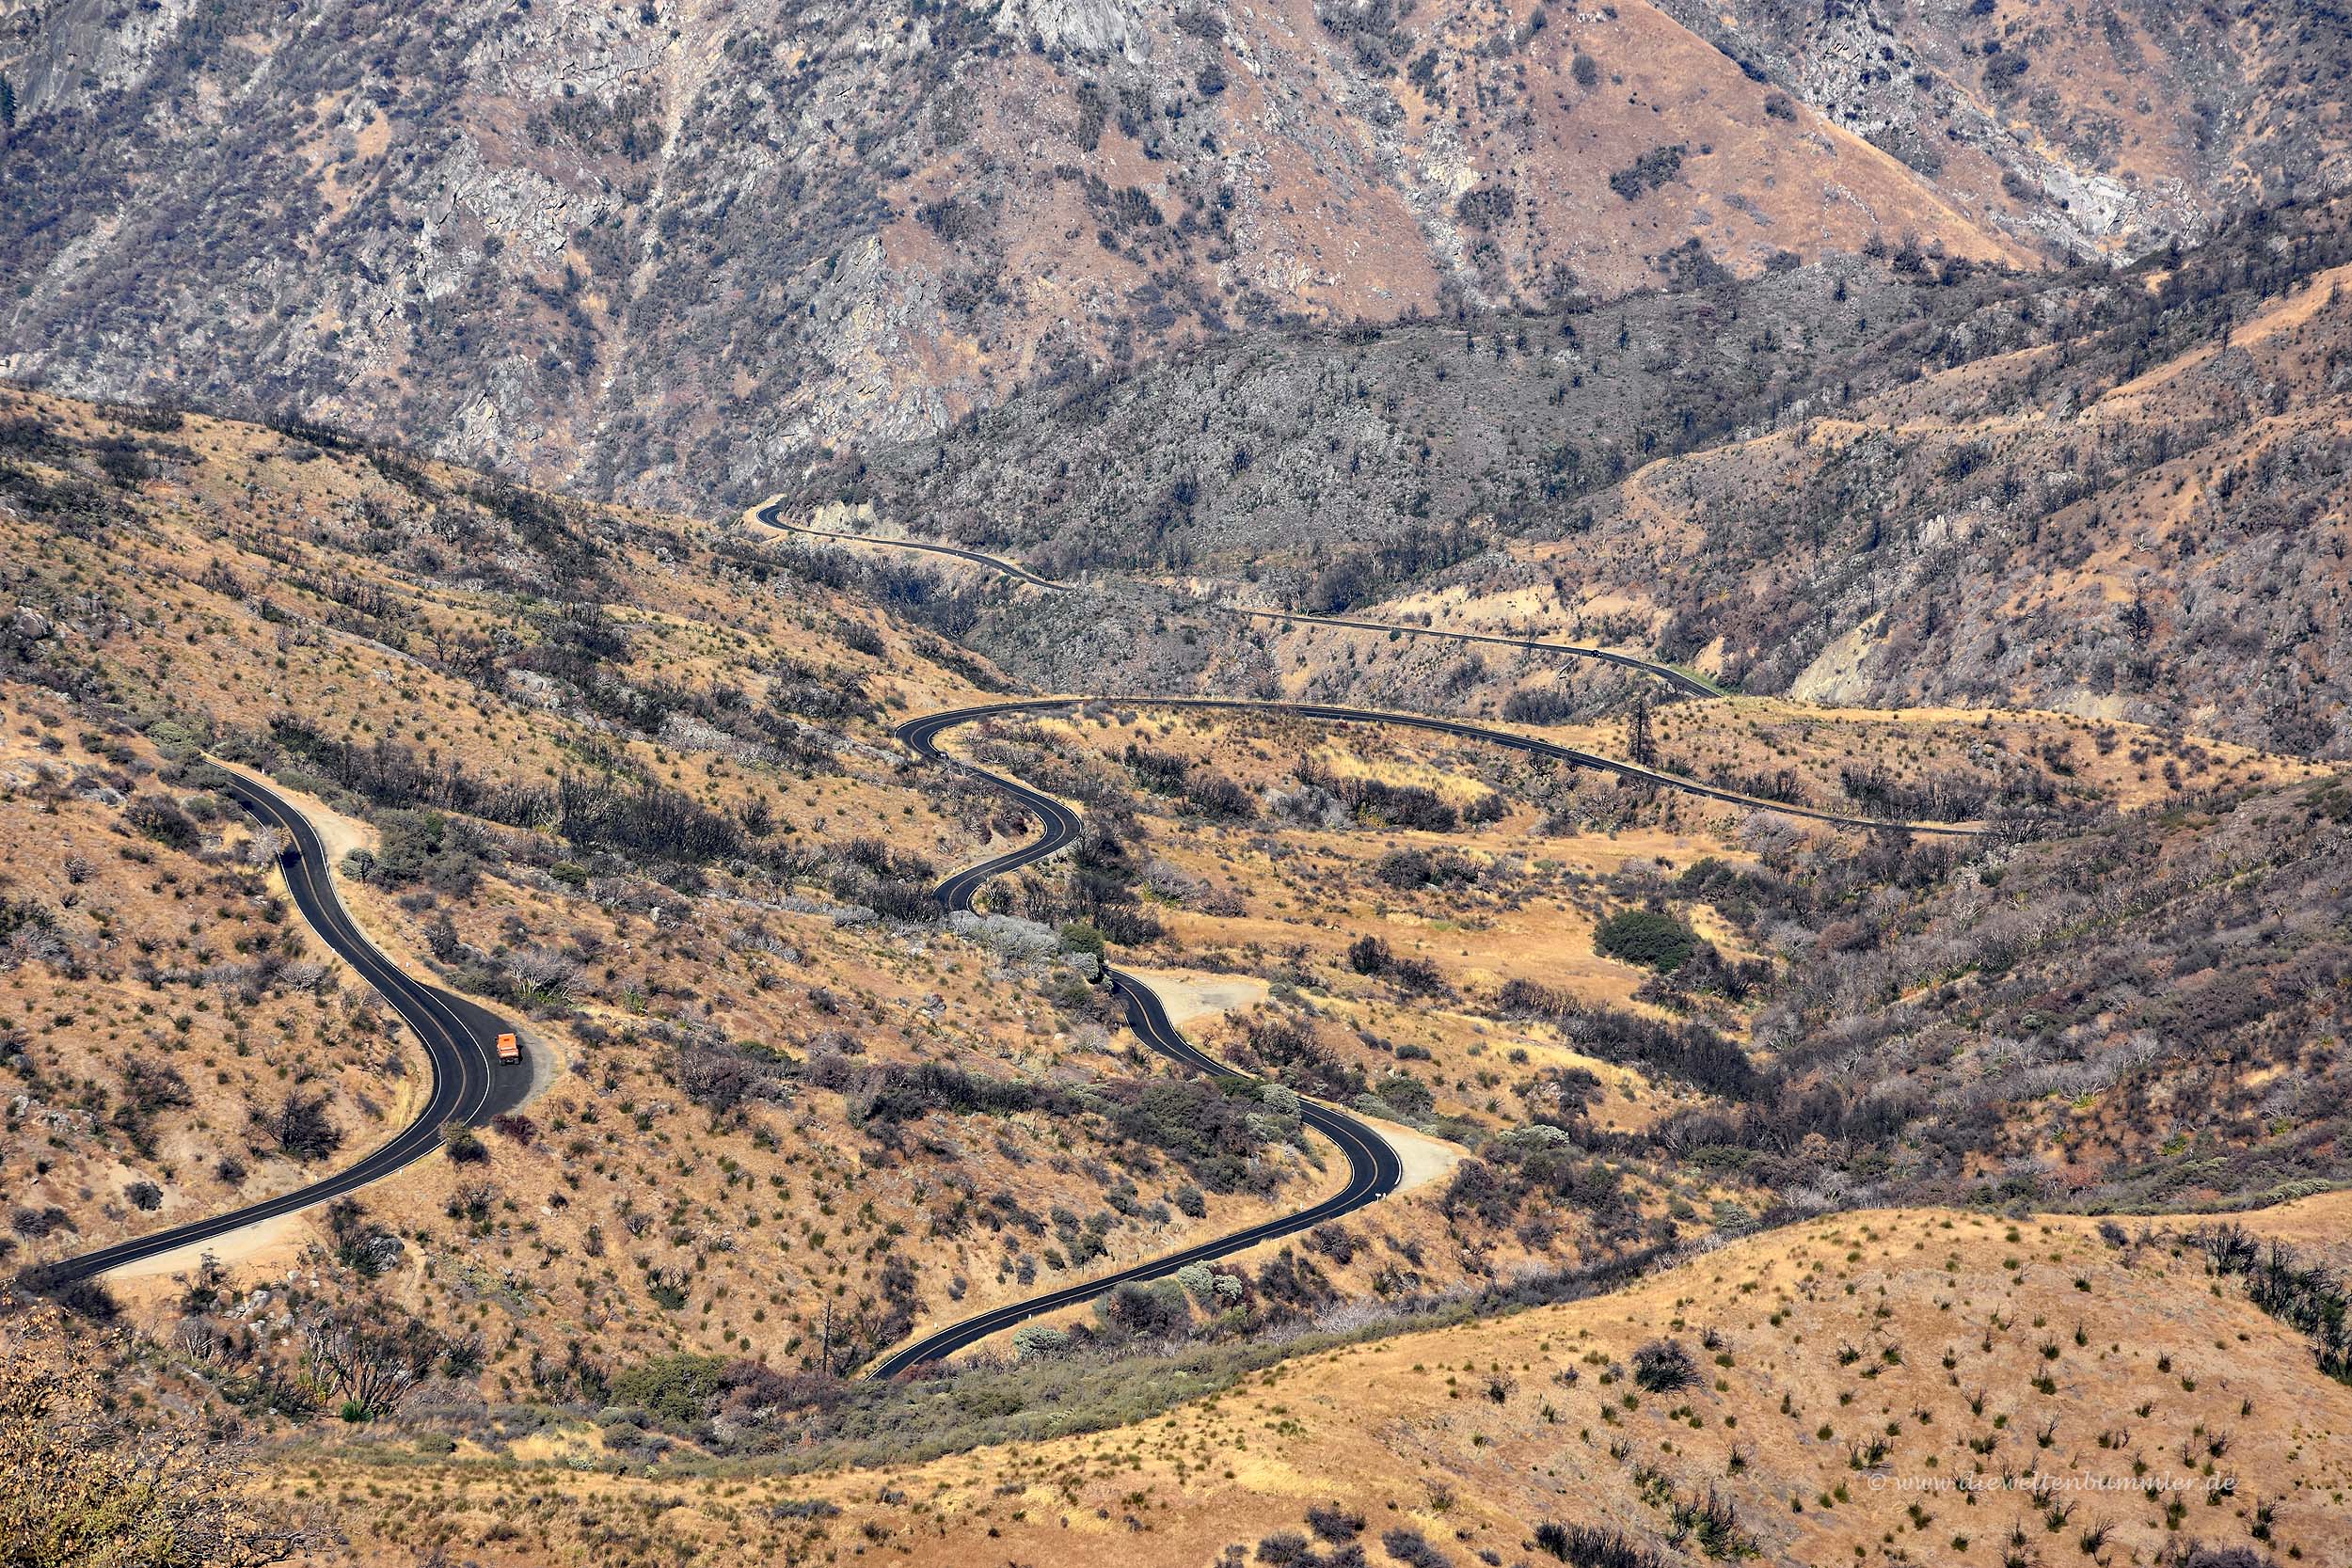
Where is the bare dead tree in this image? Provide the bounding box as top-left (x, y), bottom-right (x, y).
top-left (1625, 694), bottom-right (1656, 768)
top-left (298, 1307), bottom-right (439, 1418)
top-left (243, 823), bottom-right (288, 868)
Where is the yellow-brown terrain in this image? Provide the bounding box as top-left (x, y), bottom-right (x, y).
top-left (6, 0), bottom-right (2352, 1553)
top-left (202, 1196), bottom-right (2352, 1567)
top-left (0, 390), bottom-right (1375, 1378)
top-left (4, 373), bottom-right (2351, 1568)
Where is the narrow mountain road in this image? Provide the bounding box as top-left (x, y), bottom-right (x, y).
top-left (870, 693), bottom-right (1980, 1373)
top-left (744, 499), bottom-right (1722, 696)
top-left (752, 505), bottom-right (1066, 590)
top-left (33, 770), bottom-right (529, 1288)
top-left (907, 697), bottom-right (1980, 844)
top-left (1225, 609), bottom-right (1722, 698)
top-left (750, 500), bottom-right (1975, 836)
top-left (868, 708), bottom-right (1405, 1377)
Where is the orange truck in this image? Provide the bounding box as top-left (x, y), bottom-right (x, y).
top-left (495, 1032), bottom-right (519, 1064)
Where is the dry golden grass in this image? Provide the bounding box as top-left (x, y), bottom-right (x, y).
top-left (0, 390), bottom-right (1356, 1381)
top-left (252, 1197), bottom-right (2352, 1567)
top-left (955, 705), bottom-right (1760, 1130)
top-left (12, 388), bottom-right (2349, 1568)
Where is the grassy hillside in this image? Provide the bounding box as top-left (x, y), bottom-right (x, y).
top-left (4, 387), bottom-right (2350, 1568)
top-left (0, 389), bottom-right (1361, 1377)
top-left (214, 1197), bottom-right (2352, 1567)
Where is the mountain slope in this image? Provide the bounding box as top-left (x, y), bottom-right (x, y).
top-left (0, 388), bottom-right (1372, 1376)
top-left (5, 0), bottom-right (2327, 501)
top-left (796, 192), bottom-right (2352, 756)
top-left (1657, 0), bottom-right (2352, 259)
top-left (247, 1199), bottom-right (2352, 1567)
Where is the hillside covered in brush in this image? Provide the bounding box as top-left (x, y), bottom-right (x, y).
top-left (798, 195), bottom-right (2352, 757)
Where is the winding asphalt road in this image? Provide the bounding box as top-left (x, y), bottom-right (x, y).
top-left (867, 708), bottom-right (1406, 1377)
top-left (873, 689), bottom-right (1978, 1371)
top-left (752, 504), bottom-right (1978, 836)
top-left (755, 505), bottom-right (1065, 591)
top-left (33, 770), bottom-right (528, 1288)
top-left (1226, 609), bottom-right (1721, 698)
top-left (901, 697), bottom-right (1981, 842)
top-left (747, 499), bottom-right (1720, 697)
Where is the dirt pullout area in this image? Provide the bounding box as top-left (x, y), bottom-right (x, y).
top-left (204, 754), bottom-right (377, 872)
top-left (1374, 1119), bottom-right (1469, 1194)
top-left (101, 1211), bottom-right (309, 1294)
top-left (1130, 967), bottom-right (1272, 1030)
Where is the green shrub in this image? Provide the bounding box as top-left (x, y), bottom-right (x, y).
top-left (1608, 144), bottom-right (1686, 200)
top-left (1594, 909), bottom-right (1699, 973)
top-left (608, 1353), bottom-right (728, 1425)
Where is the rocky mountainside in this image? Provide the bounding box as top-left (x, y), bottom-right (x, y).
top-left (782, 246), bottom-right (2029, 581)
top-left (1656, 0), bottom-right (2352, 256)
top-left (799, 194), bottom-right (2352, 757)
top-left (4, 0), bottom-right (2344, 505)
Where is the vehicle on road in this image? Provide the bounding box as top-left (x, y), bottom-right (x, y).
top-left (37, 769), bottom-right (528, 1287)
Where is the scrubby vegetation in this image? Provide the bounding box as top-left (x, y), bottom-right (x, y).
top-left (8, 159), bottom-right (2352, 1563)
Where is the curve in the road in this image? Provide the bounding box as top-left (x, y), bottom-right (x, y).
top-left (752, 502), bottom-right (1067, 591)
top-left (31, 770), bottom-right (528, 1288)
top-left (870, 691), bottom-right (1979, 1373)
top-left (1225, 609), bottom-right (1722, 699)
top-left (904, 697), bottom-right (1981, 842)
top-left (745, 499), bottom-right (1719, 697)
top-left (867, 707), bottom-right (1405, 1377)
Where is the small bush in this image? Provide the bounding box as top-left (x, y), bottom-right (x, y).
top-left (44, 1275), bottom-right (120, 1322)
top-left (1534, 1522), bottom-right (1665, 1568)
top-left (771, 1498), bottom-right (841, 1522)
top-left (1594, 909), bottom-right (1699, 973)
top-left (609, 1353), bottom-right (727, 1425)
top-left (257, 1091), bottom-right (342, 1161)
top-left (1381, 1527), bottom-right (1454, 1568)
top-left (1631, 1338), bottom-right (1699, 1393)
top-left (1257, 1530), bottom-right (1314, 1565)
top-left (124, 795), bottom-right (200, 850)
top-left (1608, 145), bottom-right (1686, 200)
top-left (1307, 1502), bottom-right (1365, 1544)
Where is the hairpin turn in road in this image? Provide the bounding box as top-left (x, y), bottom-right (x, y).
top-left (867, 693), bottom-right (1978, 1373)
top-left (30, 769), bottom-right (530, 1289)
top-left (866, 709), bottom-right (1404, 1377)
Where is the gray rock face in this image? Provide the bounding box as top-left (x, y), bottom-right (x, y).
top-left (1644, 0), bottom-right (2325, 263)
top-left (358, 1232), bottom-right (407, 1275)
top-left (0, 0), bottom-right (2336, 517)
top-left (993, 0), bottom-right (1155, 63)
